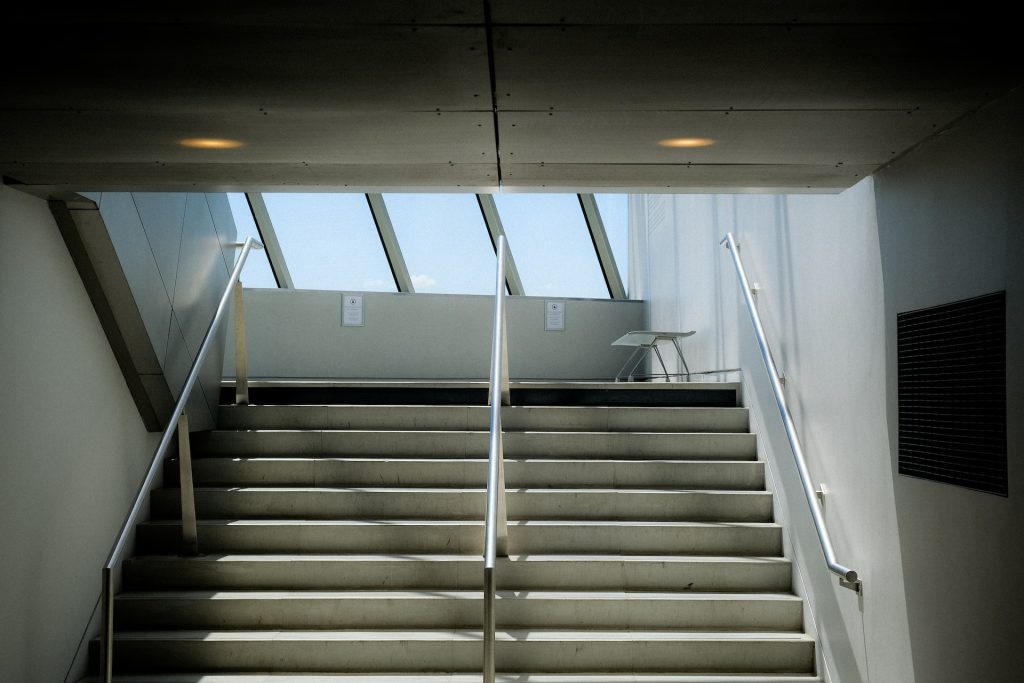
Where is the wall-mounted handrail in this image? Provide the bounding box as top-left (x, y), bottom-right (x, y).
top-left (483, 235), bottom-right (511, 683)
top-left (720, 232), bottom-right (861, 593)
top-left (98, 237), bottom-right (263, 682)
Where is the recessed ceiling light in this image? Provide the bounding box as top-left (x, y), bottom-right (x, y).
top-left (179, 137), bottom-right (245, 149)
top-left (658, 137), bottom-right (716, 148)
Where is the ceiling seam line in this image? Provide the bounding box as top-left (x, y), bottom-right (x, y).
top-left (483, 0), bottom-right (502, 186)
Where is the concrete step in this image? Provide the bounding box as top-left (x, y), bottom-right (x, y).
top-left (194, 430), bottom-right (757, 460)
top-left (124, 554), bottom-right (793, 592)
top-left (218, 380), bottom-right (743, 408)
top-left (150, 488), bottom-right (774, 522)
top-left (135, 520), bottom-right (783, 555)
top-left (176, 457), bottom-right (765, 490)
top-left (92, 630), bottom-right (815, 674)
top-left (81, 675), bottom-right (823, 683)
top-left (114, 590), bottom-right (803, 630)
top-left (216, 405), bottom-right (750, 433)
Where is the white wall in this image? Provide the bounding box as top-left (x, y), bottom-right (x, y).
top-left (223, 289), bottom-right (644, 380)
top-left (632, 180), bottom-right (913, 682)
top-left (873, 89), bottom-right (1023, 683)
top-left (631, 88), bottom-right (1022, 682)
top-left (0, 186), bottom-right (159, 682)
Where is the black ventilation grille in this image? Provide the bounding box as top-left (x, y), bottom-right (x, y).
top-left (897, 291), bottom-right (1007, 496)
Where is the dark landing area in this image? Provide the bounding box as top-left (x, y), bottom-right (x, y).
top-left (218, 384), bottom-right (739, 408)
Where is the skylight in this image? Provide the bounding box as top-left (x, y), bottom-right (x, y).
top-left (227, 192), bottom-right (629, 299)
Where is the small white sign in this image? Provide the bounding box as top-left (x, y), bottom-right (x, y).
top-left (545, 300), bottom-right (565, 331)
top-left (342, 294), bottom-right (364, 327)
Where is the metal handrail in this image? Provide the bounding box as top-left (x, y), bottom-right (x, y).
top-left (720, 232), bottom-right (861, 593)
top-left (98, 237), bottom-right (263, 681)
top-left (483, 235), bottom-right (511, 683)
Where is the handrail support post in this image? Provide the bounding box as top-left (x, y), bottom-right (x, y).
top-left (178, 411), bottom-right (199, 556)
top-left (100, 567), bottom-right (113, 683)
top-left (483, 566), bottom-right (496, 683)
top-left (234, 279), bottom-right (249, 405)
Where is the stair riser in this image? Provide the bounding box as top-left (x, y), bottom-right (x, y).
top-left (216, 405), bottom-right (750, 433)
top-left (115, 597), bottom-right (802, 630)
top-left (135, 523), bottom-right (783, 555)
top-left (150, 489), bottom-right (775, 522)
top-left (176, 458), bottom-right (765, 490)
top-left (124, 557), bottom-right (793, 592)
top-left (94, 639), bottom-right (814, 674)
top-left (194, 431), bottom-right (757, 460)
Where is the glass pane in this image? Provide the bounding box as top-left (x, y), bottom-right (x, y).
top-left (492, 194), bottom-right (608, 298)
top-left (263, 193), bottom-right (396, 292)
top-left (383, 194), bottom-right (496, 295)
top-left (227, 193), bottom-right (277, 288)
top-left (595, 193), bottom-right (629, 289)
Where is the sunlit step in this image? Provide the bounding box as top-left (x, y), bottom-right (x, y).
top-left (177, 457), bottom-right (765, 490)
top-left (92, 630), bottom-right (816, 674)
top-left (135, 519), bottom-right (783, 555)
top-left (114, 590), bottom-right (803, 630)
top-left (150, 488), bottom-right (774, 522)
top-left (124, 554), bottom-right (793, 593)
top-left (194, 430), bottom-right (757, 460)
top-left (216, 404), bottom-right (750, 433)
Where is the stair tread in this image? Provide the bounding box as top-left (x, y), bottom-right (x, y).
top-left (109, 630), bottom-right (816, 641)
top-left (204, 430), bottom-right (751, 436)
top-left (117, 590), bottom-right (801, 601)
top-left (186, 457), bottom-right (759, 462)
top-left (163, 487), bottom-right (769, 494)
top-left (128, 554), bottom-right (791, 563)
top-left (141, 520), bottom-right (781, 527)
top-left (222, 403), bottom-right (748, 409)
top-left (83, 676), bottom-right (821, 683)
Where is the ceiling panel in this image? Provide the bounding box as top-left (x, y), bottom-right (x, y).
top-left (499, 110), bottom-right (959, 166)
top-left (3, 25), bottom-right (490, 113)
top-left (493, 25), bottom-right (1017, 111)
top-left (491, 1), bottom-right (960, 24)
top-left (0, 111), bottom-right (495, 166)
top-left (3, 163), bottom-right (499, 192)
top-left (502, 163), bottom-right (875, 191)
top-left (14, 2), bottom-right (485, 27)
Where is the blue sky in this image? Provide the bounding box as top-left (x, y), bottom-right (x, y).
top-left (229, 193), bottom-right (628, 297)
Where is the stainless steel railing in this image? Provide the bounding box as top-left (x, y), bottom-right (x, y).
top-left (98, 237), bottom-right (263, 681)
top-left (483, 235), bottom-right (511, 683)
top-left (720, 232), bottom-right (861, 593)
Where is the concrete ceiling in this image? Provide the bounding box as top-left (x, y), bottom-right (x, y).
top-left (2, 2), bottom-right (1020, 193)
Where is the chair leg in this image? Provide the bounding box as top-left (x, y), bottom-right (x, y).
top-left (671, 338), bottom-right (691, 381)
top-left (652, 345), bottom-right (670, 380)
top-left (625, 346), bottom-right (652, 381)
top-left (615, 346), bottom-right (643, 382)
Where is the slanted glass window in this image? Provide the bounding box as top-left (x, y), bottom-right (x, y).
top-left (595, 194), bottom-right (629, 288)
top-left (492, 194), bottom-right (608, 298)
top-left (383, 194), bottom-right (496, 295)
top-left (263, 194), bottom-right (396, 292)
top-left (227, 193), bottom-right (277, 288)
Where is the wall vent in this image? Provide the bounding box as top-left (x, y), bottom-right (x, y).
top-left (897, 291), bottom-right (1007, 496)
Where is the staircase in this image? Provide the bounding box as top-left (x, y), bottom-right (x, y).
top-left (88, 380), bottom-right (820, 682)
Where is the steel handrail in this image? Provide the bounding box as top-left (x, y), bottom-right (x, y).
top-left (98, 237), bottom-right (264, 681)
top-left (483, 235), bottom-right (511, 683)
top-left (720, 232), bottom-right (861, 593)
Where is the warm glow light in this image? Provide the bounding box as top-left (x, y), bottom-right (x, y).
top-left (179, 137), bottom-right (245, 149)
top-left (657, 137), bottom-right (716, 148)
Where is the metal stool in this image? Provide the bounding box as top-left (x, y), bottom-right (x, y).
top-left (612, 330), bottom-right (695, 381)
